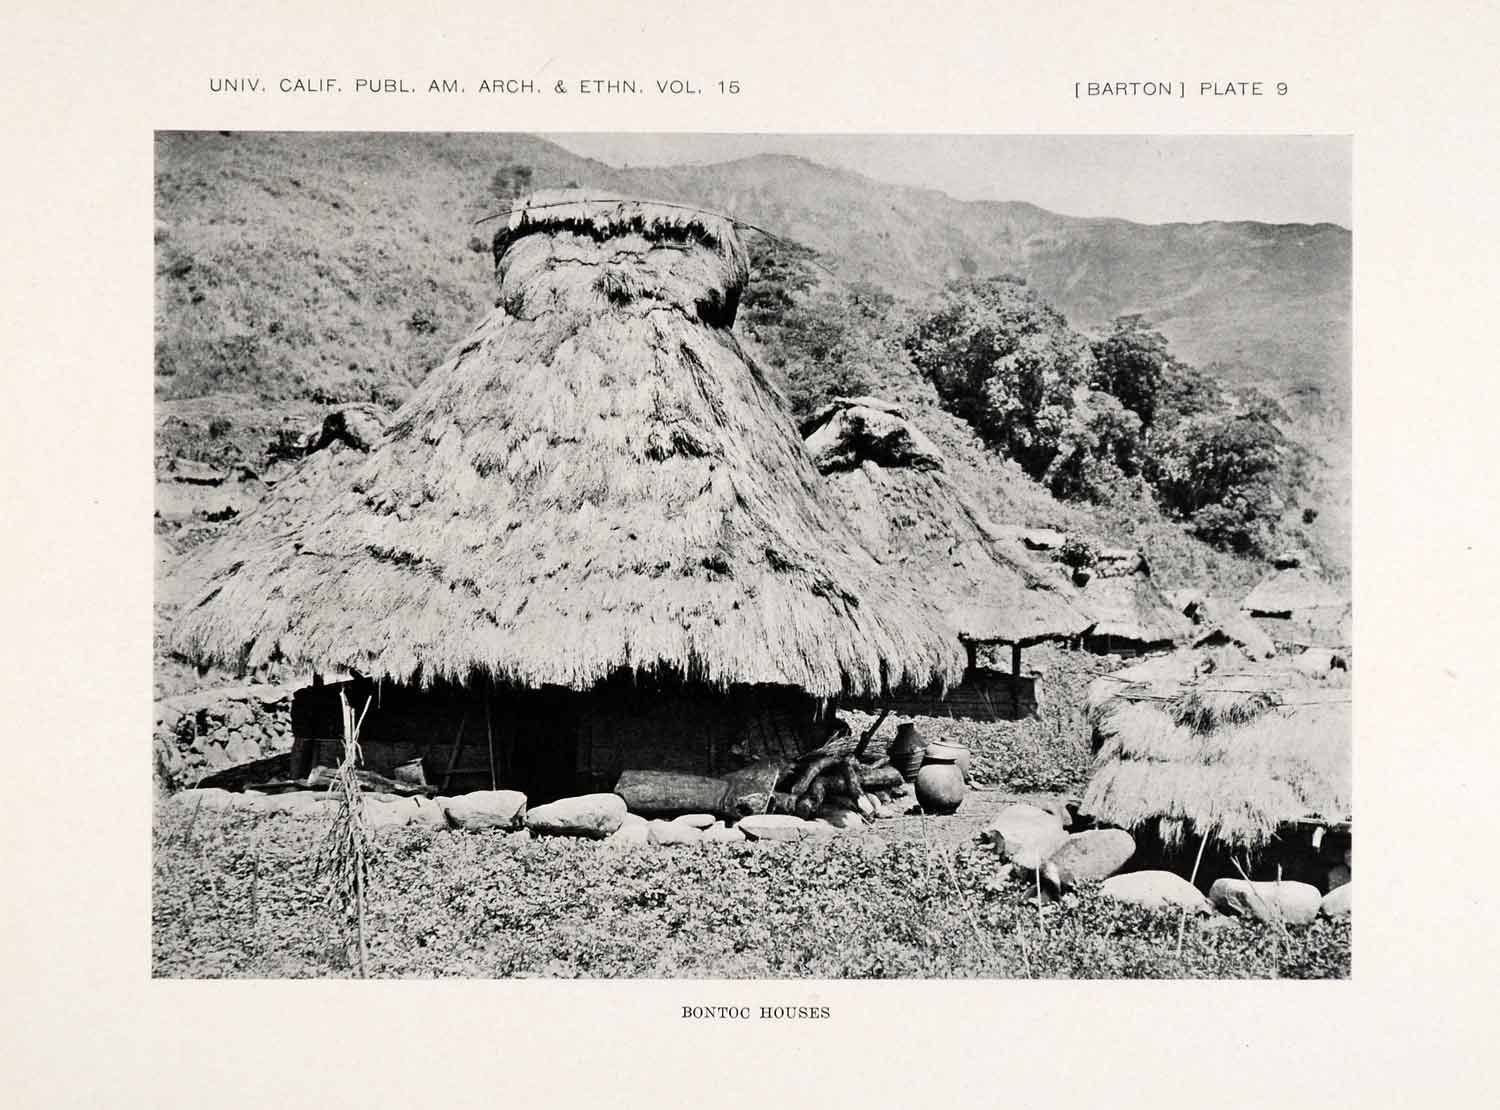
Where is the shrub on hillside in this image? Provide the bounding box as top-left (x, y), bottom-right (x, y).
top-left (1148, 396), bottom-right (1300, 555)
top-left (904, 276), bottom-right (1098, 478)
top-left (741, 238), bottom-right (907, 420)
top-left (1090, 314), bottom-right (1177, 430)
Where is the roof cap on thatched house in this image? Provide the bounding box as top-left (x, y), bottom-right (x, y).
top-left (807, 400), bottom-right (1092, 647)
top-left (492, 191), bottom-right (750, 326)
top-left (172, 191), bottom-right (965, 697)
top-left (1081, 648), bottom-right (1351, 848)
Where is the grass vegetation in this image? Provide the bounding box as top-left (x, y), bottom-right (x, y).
top-left (152, 807), bottom-right (1349, 979)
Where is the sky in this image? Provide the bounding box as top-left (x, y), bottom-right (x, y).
top-left (542, 133), bottom-right (1352, 227)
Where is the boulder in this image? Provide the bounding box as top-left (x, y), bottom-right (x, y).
top-left (606, 817), bottom-right (650, 846)
top-left (1042, 829), bottom-right (1136, 890)
top-left (816, 805), bottom-right (865, 830)
top-left (441, 790), bottom-right (528, 831)
top-left (806, 819), bottom-right (841, 837)
top-left (362, 797), bottom-right (413, 829)
top-left (979, 804), bottom-right (1068, 869)
top-left (363, 796), bottom-right (445, 830)
top-left (1101, 870), bottom-right (1212, 914)
top-left (648, 819), bottom-right (705, 846)
top-left (703, 824), bottom-right (747, 844)
top-left (738, 814), bottom-right (814, 842)
top-left (1209, 878), bottom-right (1323, 926)
top-left (409, 797), bottom-right (449, 829)
top-left (525, 793), bottom-right (627, 838)
top-left (672, 813), bottom-right (719, 830)
top-left (1320, 884), bottom-right (1352, 919)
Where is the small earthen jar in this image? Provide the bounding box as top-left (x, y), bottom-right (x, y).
top-left (915, 742), bottom-right (967, 814)
top-left (888, 722), bottom-right (927, 782)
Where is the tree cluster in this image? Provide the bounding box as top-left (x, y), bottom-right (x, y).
top-left (743, 249), bottom-right (1312, 556)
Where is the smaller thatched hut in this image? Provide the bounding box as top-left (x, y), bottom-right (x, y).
top-left (1185, 596), bottom-right (1277, 661)
top-left (1240, 552), bottom-right (1350, 649)
top-left (1081, 648), bottom-right (1350, 886)
top-left (807, 397), bottom-right (1093, 717)
top-left (1073, 549), bottom-right (1191, 656)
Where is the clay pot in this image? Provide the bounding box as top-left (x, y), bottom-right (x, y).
top-left (914, 747), bottom-right (966, 815)
top-left (888, 722), bottom-right (927, 782)
top-left (926, 741), bottom-right (972, 782)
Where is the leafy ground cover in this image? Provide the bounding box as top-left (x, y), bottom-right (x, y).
top-left (152, 807), bottom-right (1350, 979)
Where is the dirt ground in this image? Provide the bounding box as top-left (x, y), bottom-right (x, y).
top-left (862, 787), bottom-right (1078, 849)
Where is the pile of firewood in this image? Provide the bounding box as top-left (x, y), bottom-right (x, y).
top-left (758, 711), bottom-right (907, 820)
top-left (766, 749), bottom-right (904, 819)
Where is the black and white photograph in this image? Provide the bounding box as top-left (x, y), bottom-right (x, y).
top-left (151, 132), bottom-right (1353, 979)
top-left (13, 0), bottom-right (1500, 1105)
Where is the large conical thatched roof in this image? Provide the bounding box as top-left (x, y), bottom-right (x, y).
top-left (173, 192), bottom-right (965, 697)
top-left (806, 399), bottom-right (1093, 646)
top-left (1080, 649), bottom-right (1351, 848)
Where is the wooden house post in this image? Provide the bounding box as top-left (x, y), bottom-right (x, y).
top-left (1010, 643), bottom-right (1022, 717)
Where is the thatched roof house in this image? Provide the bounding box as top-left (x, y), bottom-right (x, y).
top-left (1073, 550), bottom-right (1191, 655)
top-left (175, 193), bottom-right (965, 699)
top-left (1239, 554), bottom-right (1350, 650)
top-left (806, 397), bottom-right (1092, 650)
top-left (1185, 596), bottom-right (1277, 661)
top-left (1241, 563), bottom-right (1345, 619)
top-left (1080, 649), bottom-right (1351, 851)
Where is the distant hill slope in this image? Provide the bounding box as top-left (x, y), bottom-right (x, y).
top-left (611, 154), bottom-right (1350, 414)
top-left (156, 132), bottom-right (1348, 412)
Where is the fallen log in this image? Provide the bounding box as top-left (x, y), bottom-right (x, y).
top-left (855, 765), bottom-right (904, 791)
top-left (614, 769), bottom-right (730, 816)
top-left (786, 753), bottom-right (844, 797)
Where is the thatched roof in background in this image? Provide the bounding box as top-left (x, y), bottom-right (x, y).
top-left (1075, 555), bottom-right (1192, 647)
top-left (1081, 649), bottom-right (1351, 848)
top-left (807, 400), bottom-right (1093, 646)
top-left (174, 192), bottom-right (965, 697)
top-left (800, 396), bottom-right (944, 473)
top-left (1240, 564), bottom-right (1345, 617)
top-left (1186, 596), bottom-right (1277, 660)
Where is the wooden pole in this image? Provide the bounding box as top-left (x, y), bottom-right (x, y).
top-left (440, 713), bottom-right (468, 792)
top-left (1011, 642), bottom-right (1022, 718)
top-left (484, 688), bottom-right (497, 791)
